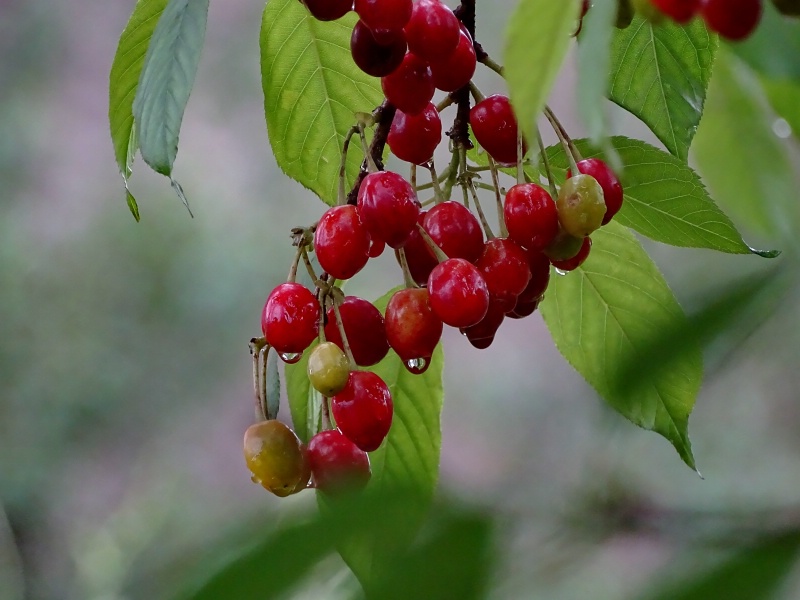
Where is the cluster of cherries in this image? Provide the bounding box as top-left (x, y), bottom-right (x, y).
top-left (628, 0), bottom-right (765, 40)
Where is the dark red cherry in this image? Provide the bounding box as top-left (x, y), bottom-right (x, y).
top-left (475, 238), bottom-right (531, 310)
top-left (429, 27), bottom-right (476, 92)
top-left (460, 297), bottom-right (506, 349)
top-left (516, 249), bottom-right (551, 305)
top-left (261, 283), bottom-right (319, 356)
top-left (423, 201), bottom-right (484, 263)
top-left (398, 212), bottom-right (439, 285)
top-left (384, 287), bottom-right (443, 362)
top-left (470, 95), bottom-right (525, 166)
top-left (428, 258), bottom-right (490, 328)
top-left (568, 158), bottom-right (623, 225)
top-left (504, 183), bottom-right (559, 251)
top-left (314, 205), bottom-right (370, 280)
top-left (307, 430), bottom-right (371, 494)
top-left (354, 0), bottom-right (412, 42)
top-left (301, 0), bottom-right (353, 21)
top-left (700, 0), bottom-right (762, 41)
top-left (357, 171), bottom-right (420, 248)
top-left (382, 53), bottom-right (434, 114)
top-left (368, 235), bottom-right (386, 258)
top-left (651, 0), bottom-right (700, 22)
top-left (551, 236), bottom-right (592, 271)
top-left (507, 297), bottom-right (540, 319)
top-left (387, 102), bottom-right (442, 165)
top-left (404, 0), bottom-right (460, 62)
top-left (325, 296), bottom-right (390, 367)
top-left (350, 20), bottom-right (407, 77)
top-left (331, 371), bottom-right (393, 452)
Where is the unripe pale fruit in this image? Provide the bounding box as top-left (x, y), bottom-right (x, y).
top-left (556, 174), bottom-right (606, 238)
top-left (243, 420), bottom-right (308, 497)
top-left (307, 342), bottom-right (351, 397)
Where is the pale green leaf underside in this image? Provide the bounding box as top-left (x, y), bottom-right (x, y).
top-left (109, 0), bottom-right (169, 177)
top-left (546, 136), bottom-right (767, 256)
top-left (261, 0), bottom-right (384, 206)
top-left (609, 16), bottom-right (716, 161)
top-left (504, 0), bottom-right (581, 145)
top-left (133, 0), bottom-right (209, 176)
top-left (540, 222), bottom-right (701, 469)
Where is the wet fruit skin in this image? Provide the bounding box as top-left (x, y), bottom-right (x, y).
top-left (381, 53), bottom-right (435, 115)
top-left (568, 159), bottom-right (623, 225)
top-left (384, 287), bottom-right (443, 362)
top-left (350, 20), bottom-right (407, 77)
top-left (460, 296), bottom-right (506, 349)
top-left (429, 27), bottom-right (477, 92)
top-left (354, 0), bottom-right (413, 41)
top-left (427, 258), bottom-right (490, 328)
top-left (504, 183), bottom-right (560, 251)
top-left (302, 0), bottom-right (353, 21)
top-left (307, 429), bottom-right (371, 494)
top-left (357, 170), bottom-right (420, 249)
top-left (331, 371), bottom-right (393, 452)
top-left (424, 201), bottom-right (484, 263)
top-left (700, 0), bottom-right (763, 41)
top-left (556, 174), bottom-right (607, 238)
top-left (475, 238), bottom-right (531, 310)
top-left (261, 283), bottom-right (319, 355)
top-left (517, 249), bottom-right (551, 304)
top-left (470, 95), bottom-right (525, 166)
top-left (324, 296), bottom-right (390, 367)
top-left (244, 420), bottom-right (309, 497)
top-left (551, 237), bottom-right (592, 272)
top-left (314, 205), bottom-right (371, 280)
top-left (307, 342), bottom-right (351, 397)
top-left (387, 102), bottom-right (442, 165)
top-left (404, 0), bottom-right (461, 62)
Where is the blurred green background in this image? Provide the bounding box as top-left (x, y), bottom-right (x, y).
top-left (2, 1), bottom-right (800, 599)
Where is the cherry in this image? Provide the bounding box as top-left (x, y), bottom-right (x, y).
top-left (331, 371), bottom-right (393, 452)
top-left (475, 238), bottom-right (531, 311)
top-left (301, 0), bottom-right (353, 21)
top-left (551, 237), bottom-right (592, 272)
top-left (261, 283), bottom-right (319, 356)
top-left (314, 205), bottom-right (371, 280)
top-left (700, 0), bottom-right (762, 41)
top-left (387, 102), bottom-right (442, 165)
top-left (460, 297), bottom-right (506, 349)
top-left (354, 0), bottom-right (413, 42)
top-left (307, 429), bottom-right (371, 494)
top-left (243, 420), bottom-right (309, 497)
top-left (381, 53), bottom-right (434, 114)
top-left (404, 0), bottom-right (460, 63)
top-left (650, 0), bottom-right (700, 22)
top-left (429, 27), bottom-right (476, 92)
top-left (470, 95), bottom-right (525, 166)
top-left (428, 258), bottom-right (490, 328)
top-left (504, 183), bottom-right (559, 251)
top-left (384, 287), bottom-right (443, 364)
top-left (397, 212), bottom-right (439, 285)
top-left (324, 296), bottom-right (390, 367)
top-left (350, 20), bottom-right (407, 77)
top-left (369, 235), bottom-right (386, 258)
top-left (507, 297), bottom-right (540, 319)
top-left (544, 227), bottom-right (584, 261)
top-left (631, 0), bottom-right (666, 22)
top-left (357, 170), bottom-right (420, 248)
top-left (617, 0), bottom-right (635, 28)
top-left (556, 174), bottom-right (606, 238)
top-left (424, 201), bottom-right (484, 263)
top-left (772, 0), bottom-right (800, 17)
top-left (307, 342), bottom-right (351, 397)
top-left (568, 158), bottom-right (623, 225)
top-left (517, 249), bottom-right (551, 305)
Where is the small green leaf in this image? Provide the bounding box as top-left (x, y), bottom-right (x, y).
top-left (133, 0), bottom-right (209, 177)
top-left (608, 16), bottom-right (716, 160)
top-left (504, 0), bottom-right (581, 145)
top-left (125, 189), bottom-right (141, 222)
top-left (540, 222), bottom-right (701, 470)
top-left (284, 341), bottom-right (319, 444)
top-left (265, 348), bottom-right (280, 420)
top-left (260, 1), bottom-right (384, 206)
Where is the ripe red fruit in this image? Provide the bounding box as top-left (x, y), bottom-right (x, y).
top-left (507, 297), bottom-right (540, 319)
top-left (429, 27), bottom-right (477, 92)
top-left (475, 238), bottom-right (531, 310)
top-left (397, 212), bottom-right (439, 285)
top-left (324, 296), bottom-right (390, 367)
top-left (568, 158), bottom-right (623, 225)
top-left (357, 171), bottom-right (420, 248)
top-left (404, 0), bottom-right (460, 62)
top-left (314, 205), bottom-right (371, 280)
top-left (301, 0), bottom-right (353, 21)
top-left (307, 429), bottom-right (371, 494)
top-left (504, 183), bottom-right (559, 251)
top-left (368, 235), bottom-right (386, 258)
top-left (354, 0), bottom-right (412, 42)
top-left (551, 236), bottom-right (592, 271)
top-left (700, 0), bottom-right (762, 41)
top-left (516, 249), bottom-right (550, 305)
top-left (460, 297), bottom-right (506, 349)
top-left (428, 258), bottom-right (490, 328)
top-left (470, 95), bottom-right (524, 166)
top-left (424, 201), bottom-right (484, 263)
top-left (387, 102), bottom-right (442, 165)
top-left (261, 283), bottom-right (319, 357)
top-left (331, 371), bottom-right (393, 452)
top-left (350, 20), bottom-right (407, 77)
top-left (651, 0), bottom-right (700, 23)
top-left (384, 287), bottom-right (443, 364)
top-left (381, 53), bottom-right (434, 114)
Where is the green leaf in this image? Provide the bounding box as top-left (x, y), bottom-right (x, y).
top-left (693, 50), bottom-right (800, 244)
top-left (729, 1), bottom-right (800, 83)
top-left (576, 0), bottom-right (617, 143)
top-left (761, 78), bottom-right (800, 142)
top-left (260, 1), bottom-right (384, 206)
top-left (608, 16), bottom-right (717, 161)
top-left (539, 222), bottom-right (701, 470)
top-left (265, 348), bottom-right (280, 420)
top-left (284, 341), bottom-right (319, 444)
top-left (504, 0), bottom-right (581, 145)
top-left (132, 0), bottom-right (209, 177)
top-left (125, 189), bottom-right (141, 222)
top-left (546, 136), bottom-right (772, 256)
top-left (109, 0), bottom-right (168, 178)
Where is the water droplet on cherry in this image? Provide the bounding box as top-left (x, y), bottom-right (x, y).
top-left (279, 352), bottom-right (302, 364)
top-left (405, 357), bottom-right (429, 374)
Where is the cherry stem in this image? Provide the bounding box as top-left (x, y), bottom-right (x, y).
top-left (427, 161), bottom-right (445, 204)
top-left (416, 222), bottom-right (450, 263)
top-left (346, 101), bottom-right (396, 205)
top-left (396, 248), bottom-right (416, 288)
top-left (250, 337), bottom-right (268, 421)
top-left (544, 104), bottom-right (583, 164)
top-left (468, 81), bottom-right (486, 103)
top-left (516, 129), bottom-right (525, 185)
top-left (338, 125), bottom-right (359, 205)
top-left (331, 292), bottom-right (357, 370)
top-left (537, 129), bottom-right (559, 201)
top-left (467, 180), bottom-right (495, 240)
top-left (436, 95), bottom-right (455, 112)
top-left (320, 390), bottom-right (332, 431)
top-left (358, 123), bottom-right (379, 173)
top-left (442, 148), bottom-right (460, 201)
top-left (544, 109), bottom-right (579, 174)
top-left (458, 148), bottom-right (471, 208)
top-left (410, 163), bottom-right (417, 191)
top-left (301, 248), bottom-right (321, 284)
top-left (478, 54), bottom-right (505, 77)
top-left (486, 155), bottom-right (508, 238)
top-left (287, 244), bottom-right (304, 283)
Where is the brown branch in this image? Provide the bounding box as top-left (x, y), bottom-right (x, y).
top-left (449, 0), bottom-right (480, 150)
top-left (346, 100), bottom-right (396, 205)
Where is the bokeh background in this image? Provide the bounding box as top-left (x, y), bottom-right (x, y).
top-left (2, 1), bottom-right (800, 599)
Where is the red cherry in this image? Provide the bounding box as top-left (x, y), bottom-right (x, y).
top-left (387, 102), bottom-right (442, 165)
top-left (568, 158), bottom-right (623, 225)
top-left (354, 0), bottom-right (412, 42)
top-left (398, 212), bottom-right (439, 285)
top-left (504, 183), bottom-right (559, 251)
top-left (368, 235), bottom-right (386, 258)
top-left (551, 237), bottom-right (592, 271)
top-left (516, 249), bottom-right (550, 305)
top-left (507, 297), bottom-right (540, 319)
top-left (381, 53), bottom-right (434, 114)
top-left (700, 0), bottom-right (762, 41)
top-left (651, 0), bottom-right (700, 22)
top-left (325, 296), bottom-right (390, 367)
top-left (357, 171), bottom-right (420, 248)
top-left (384, 287), bottom-right (443, 363)
top-left (424, 201), bottom-right (484, 263)
top-left (261, 283), bottom-right (319, 356)
top-left (331, 371), bottom-right (393, 452)
top-left (470, 95), bottom-right (525, 166)
top-left (428, 258), bottom-right (490, 328)
top-left (307, 429), bottom-right (371, 494)
top-left (460, 297), bottom-right (506, 349)
top-left (350, 20), bottom-right (407, 77)
top-left (314, 205), bottom-right (370, 280)
top-left (301, 0), bottom-right (353, 21)
top-left (429, 27), bottom-right (476, 92)
top-left (475, 238), bottom-right (531, 310)
top-left (404, 0), bottom-right (460, 62)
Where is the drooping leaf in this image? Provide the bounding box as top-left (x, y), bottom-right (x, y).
top-left (260, 0), bottom-right (384, 205)
top-left (693, 50), bottom-right (800, 243)
top-left (284, 341), bottom-right (320, 444)
top-left (504, 0), bottom-right (581, 145)
top-left (608, 16), bottom-right (716, 161)
top-left (132, 0), bottom-right (209, 176)
top-left (546, 136), bottom-right (774, 256)
top-left (540, 222), bottom-right (701, 470)
top-left (125, 189), bottom-right (141, 222)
